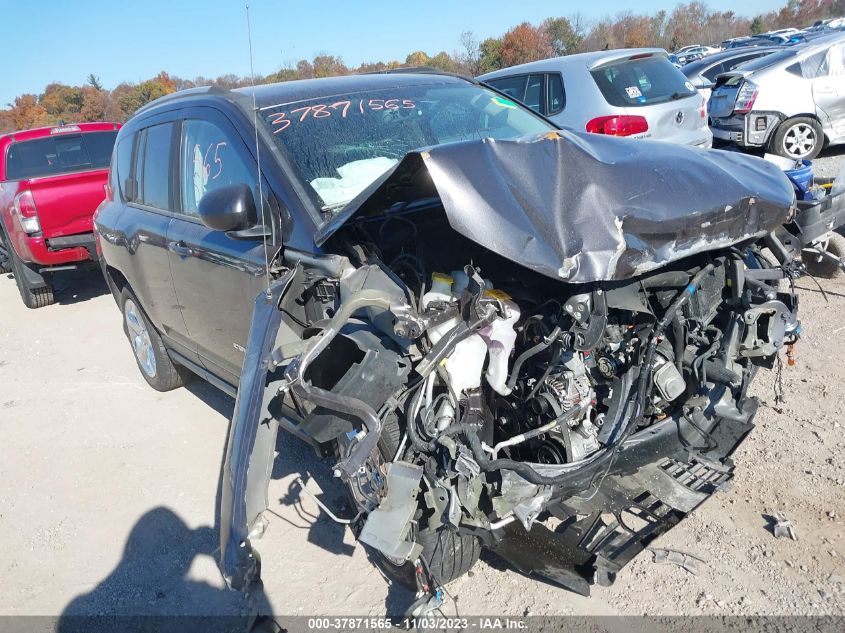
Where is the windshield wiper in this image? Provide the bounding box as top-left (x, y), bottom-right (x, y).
top-left (670, 91), bottom-right (692, 101)
top-left (320, 202), bottom-right (349, 219)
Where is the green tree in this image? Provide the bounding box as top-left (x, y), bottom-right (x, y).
top-left (478, 37), bottom-right (504, 73)
top-left (87, 74), bottom-right (103, 91)
top-left (428, 51), bottom-right (457, 72)
top-left (750, 15), bottom-right (765, 34)
top-left (542, 17), bottom-right (579, 56)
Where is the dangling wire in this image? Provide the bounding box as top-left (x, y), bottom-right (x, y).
top-left (246, 4), bottom-right (272, 296)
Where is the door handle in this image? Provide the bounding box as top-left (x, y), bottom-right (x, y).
top-left (168, 240), bottom-right (193, 257)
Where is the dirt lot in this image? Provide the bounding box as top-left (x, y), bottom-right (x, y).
top-left (1, 153), bottom-right (844, 626)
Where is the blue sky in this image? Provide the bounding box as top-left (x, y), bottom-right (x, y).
top-left (4, 0), bottom-right (781, 105)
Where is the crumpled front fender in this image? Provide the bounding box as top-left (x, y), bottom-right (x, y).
top-left (218, 270), bottom-right (296, 591)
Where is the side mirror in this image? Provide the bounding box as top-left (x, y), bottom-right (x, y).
top-left (197, 184), bottom-right (257, 232)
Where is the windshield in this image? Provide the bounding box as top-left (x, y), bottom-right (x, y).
top-left (259, 82), bottom-right (554, 216)
top-left (6, 131), bottom-right (117, 181)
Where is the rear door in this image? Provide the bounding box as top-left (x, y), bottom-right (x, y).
top-left (812, 44), bottom-right (845, 138)
top-left (166, 109), bottom-right (271, 385)
top-left (5, 130), bottom-right (117, 237)
top-left (591, 54), bottom-right (709, 145)
top-left (119, 120), bottom-right (195, 357)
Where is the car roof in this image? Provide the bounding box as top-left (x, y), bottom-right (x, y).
top-left (477, 48), bottom-right (667, 80)
top-left (133, 72), bottom-right (473, 119)
top-left (681, 47), bottom-right (780, 75)
top-left (0, 121), bottom-right (120, 144)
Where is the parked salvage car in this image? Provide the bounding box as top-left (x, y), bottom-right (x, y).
top-left (681, 47), bottom-right (779, 102)
top-left (0, 122), bottom-right (119, 308)
top-left (478, 49), bottom-right (712, 147)
top-left (95, 73), bottom-right (801, 598)
top-left (709, 33), bottom-right (845, 159)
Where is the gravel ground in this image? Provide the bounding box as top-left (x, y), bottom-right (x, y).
top-left (0, 149), bottom-right (843, 626)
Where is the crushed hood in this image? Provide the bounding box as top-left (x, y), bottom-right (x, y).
top-left (317, 130), bottom-right (795, 283)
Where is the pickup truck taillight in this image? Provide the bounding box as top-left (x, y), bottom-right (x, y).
top-left (586, 115), bottom-right (649, 137)
top-left (13, 191), bottom-right (41, 234)
top-left (734, 81), bottom-right (758, 114)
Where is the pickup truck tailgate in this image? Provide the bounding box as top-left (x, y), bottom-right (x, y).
top-left (27, 169), bottom-right (109, 238)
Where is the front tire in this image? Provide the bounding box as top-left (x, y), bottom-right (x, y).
top-left (341, 414), bottom-right (481, 590)
top-left (8, 246), bottom-right (54, 309)
top-left (120, 288), bottom-right (192, 391)
top-left (770, 116), bottom-right (824, 160)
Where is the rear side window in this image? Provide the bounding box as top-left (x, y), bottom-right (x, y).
top-left (702, 62), bottom-right (726, 82)
top-left (546, 73), bottom-right (565, 114)
top-left (113, 134), bottom-right (136, 201)
top-left (5, 131), bottom-right (117, 180)
top-left (136, 123), bottom-right (174, 210)
top-left (523, 75), bottom-right (543, 111)
top-left (487, 75), bottom-right (529, 102)
top-left (800, 50), bottom-right (829, 78)
top-left (590, 56), bottom-right (696, 107)
top-left (487, 74), bottom-right (545, 113)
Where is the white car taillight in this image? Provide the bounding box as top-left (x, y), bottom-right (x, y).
top-left (734, 80), bottom-right (758, 114)
top-left (13, 191), bottom-right (41, 234)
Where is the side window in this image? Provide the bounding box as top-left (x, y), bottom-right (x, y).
top-left (113, 133), bottom-right (136, 202)
top-left (800, 50), bottom-right (829, 78)
top-left (546, 73), bottom-right (565, 114)
top-left (702, 62), bottom-right (726, 82)
top-left (523, 74), bottom-right (544, 112)
top-left (180, 119), bottom-right (255, 218)
top-left (136, 123), bottom-right (174, 210)
top-left (487, 75), bottom-right (528, 102)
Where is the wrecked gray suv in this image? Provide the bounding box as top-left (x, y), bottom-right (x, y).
top-left (95, 73), bottom-right (801, 599)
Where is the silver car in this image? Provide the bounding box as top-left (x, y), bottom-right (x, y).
top-left (709, 33), bottom-right (845, 159)
top-left (479, 49), bottom-right (713, 147)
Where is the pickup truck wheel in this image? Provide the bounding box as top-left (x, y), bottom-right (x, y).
top-left (771, 117), bottom-right (824, 160)
top-left (8, 247), bottom-right (54, 309)
top-left (802, 232), bottom-right (845, 278)
top-left (340, 414), bottom-right (481, 590)
top-left (120, 289), bottom-right (192, 391)
top-left (0, 233), bottom-right (10, 274)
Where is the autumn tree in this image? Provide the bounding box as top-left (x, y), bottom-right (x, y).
top-left (405, 50), bottom-right (430, 67)
top-left (499, 23), bottom-right (552, 67)
top-left (312, 54), bottom-right (349, 78)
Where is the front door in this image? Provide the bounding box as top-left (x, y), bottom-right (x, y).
top-left (166, 112), bottom-right (273, 385)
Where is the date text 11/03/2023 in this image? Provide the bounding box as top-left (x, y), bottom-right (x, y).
top-left (305, 617), bottom-right (528, 630)
top-left (268, 98), bottom-right (417, 134)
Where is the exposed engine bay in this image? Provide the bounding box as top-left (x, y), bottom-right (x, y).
top-left (218, 133), bottom-right (802, 597)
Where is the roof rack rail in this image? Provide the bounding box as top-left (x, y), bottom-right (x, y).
top-left (368, 66), bottom-right (478, 83)
top-left (134, 85), bottom-right (230, 116)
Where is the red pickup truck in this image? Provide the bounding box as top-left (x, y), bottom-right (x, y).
top-left (0, 122), bottom-right (120, 308)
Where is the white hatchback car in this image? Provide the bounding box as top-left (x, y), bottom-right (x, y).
top-left (479, 49), bottom-right (713, 147)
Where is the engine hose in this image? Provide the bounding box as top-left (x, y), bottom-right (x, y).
top-left (671, 315), bottom-right (685, 375)
top-left (525, 343), bottom-right (563, 401)
top-left (656, 263), bottom-right (715, 334)
top-left (505, 326), bottom-right (562, 392)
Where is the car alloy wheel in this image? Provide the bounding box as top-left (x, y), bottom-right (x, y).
top-left (782, 122), bottom-right (818, 159)
top-left (124, 298), bottom-right (157, 378)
